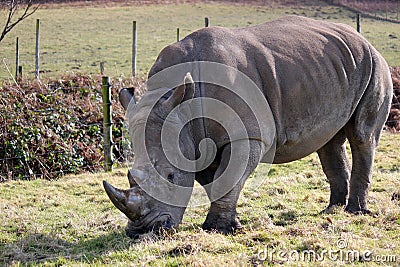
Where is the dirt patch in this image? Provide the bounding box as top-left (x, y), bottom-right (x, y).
top-left (329, 0), bottom-right (400, 23)
top-left (35, 0), bottom-right (330, 9)
top-left (168, 244), bottom-right (196, 256)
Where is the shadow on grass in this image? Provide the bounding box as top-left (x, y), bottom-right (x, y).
top-left (1, 230), bottom-right (132, 265)
top-left (273, 210), bottom-right (298, 226)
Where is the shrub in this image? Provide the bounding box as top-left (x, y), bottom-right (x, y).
top-left (0, 74), bottom-right (144, 180)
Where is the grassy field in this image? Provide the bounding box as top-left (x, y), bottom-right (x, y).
top-left (1, 2), bottom-right (399, 266)
top-left (0, 1), bottom-right (399, 81)
top-left (1, 132), bottom-right (399, 266)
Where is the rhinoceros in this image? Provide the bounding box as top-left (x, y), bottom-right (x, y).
top-left (103, 15), bottom-right (392, 238)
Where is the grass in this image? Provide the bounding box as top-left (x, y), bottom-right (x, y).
top-left (0, 1), bottom-right (399, 81)
top-left (1, 132), bottom-right (399, 266)
top-left (1, 1), bottom-right (399, 266)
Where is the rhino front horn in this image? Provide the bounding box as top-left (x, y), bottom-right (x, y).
top-left (103, 180), bottom-right (142, 220)
top-left (103, 180), bottom-right (129, 213)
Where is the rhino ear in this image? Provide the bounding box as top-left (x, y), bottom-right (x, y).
top-left (162, 72), bottom-right (194, 112)
top-left (183, 72), bottom-right (195, 102)
top-left (119, 87), bottom-right (135, 110)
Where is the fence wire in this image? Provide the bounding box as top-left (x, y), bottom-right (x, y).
top-left (0, 2), bottom-right (399, 80)
top-left (0, 2), bottom-right (399, 180)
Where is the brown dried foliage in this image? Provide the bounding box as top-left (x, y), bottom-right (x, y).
top-left (388, 66), bottom-right (400, 132)
top-left (0, 74), bottom-right (145, 180)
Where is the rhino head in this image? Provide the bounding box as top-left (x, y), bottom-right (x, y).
top-left (103, 73), bottom-right (196, 238)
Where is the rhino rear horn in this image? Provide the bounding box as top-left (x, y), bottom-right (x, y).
top-left (127, 170), bottom-right (136, 187)
top-left (127, 169), bottom-right (149, 188)
top-left (162, 72), bottom-right (195, 112)
top-left (119, 87), bottom-right (135, 110)
top-left (129, 169), bottom-right (149, 183)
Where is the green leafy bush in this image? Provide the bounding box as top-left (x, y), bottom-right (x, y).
top-left (0, 74), bottom-right (144, 180)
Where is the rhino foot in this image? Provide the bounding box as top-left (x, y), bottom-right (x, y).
top-left (202, 215), bottom-right (242, 234)
top-left (320, 204), bottom-right (344, 214)
top-left (344, 205), bottom-right (372, 215)
top-left (322, 203), bottom-right (373, 215)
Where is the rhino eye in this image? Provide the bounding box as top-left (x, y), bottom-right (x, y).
top-left (167, 173), bottom-right (175, 182)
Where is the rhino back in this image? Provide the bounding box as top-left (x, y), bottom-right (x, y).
top-left (149, 15), bottom-right (387, 163)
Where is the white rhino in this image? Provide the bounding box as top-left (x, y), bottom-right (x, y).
top-left (103, 16), bottom-right (392, 238)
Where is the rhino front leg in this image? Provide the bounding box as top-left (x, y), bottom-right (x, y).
top-left (202, 139), bottom-right (265, 234)
top-left (317, 129), bottom-right (351, 212)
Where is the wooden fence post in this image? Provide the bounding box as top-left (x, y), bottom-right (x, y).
top-left (15, 37), bottom-right (19, 80)
top-left (100, 62), bottom-right (105, 75)
top-left (386, 0), bottom-right (388, 20)
top-left (205, 17), bottom-right (209, 27)
top-left (102, 76), bottom-right (113, 172)
top-left (356, 13), bottom-right (361, 33)
top-left (132, 20), bottom-right (137, 78)
top-left (35, 19), bottom-right (40, 79)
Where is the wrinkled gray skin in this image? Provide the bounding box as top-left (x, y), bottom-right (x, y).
top-left (103, 16), bottom-right (392, 238)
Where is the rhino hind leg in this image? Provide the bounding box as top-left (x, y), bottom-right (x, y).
top-left (343, 62), bottom-right (392, 214)
top-left (317, 129), bottom-right (350, 212)
top-left (344, 117), bottom-right (386, 214)
top-left (201, 139), bottom-right (265, 234)
top-left (343, 136), bottom-right (374, 214)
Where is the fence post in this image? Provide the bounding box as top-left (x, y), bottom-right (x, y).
top-left (35, 19), bottom-right (40, 79)
top-left (100, 62), bottom-right (105, 75)
top-left (102, 76), bottom-right (113, 172)
top-left (356, 13), bottom-right (361, 33)
top-left (205, 17), bottom-right (209, 27)
top-left (15, 37), bottom-right (19, 80)
top-left (132, 20), bottom-right (137, 78)
top-left (177, 28), bottom-right (180, 42)
top-left (386, 0), bottom-right (388, 20)
top-left (18, 66), bottom-right (23, 78)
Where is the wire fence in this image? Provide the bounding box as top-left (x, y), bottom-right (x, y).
top-left (1, 6), bottom-right (203, 80)
top-left (0, 2), bottom-right (399, 81)
top-left (0, 2), bottom-right (399, 180)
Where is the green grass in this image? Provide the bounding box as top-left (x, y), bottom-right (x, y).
top-left (1, 132), bottom-right (399, 266)
top-left (0, 2), bottom-right (399, 81)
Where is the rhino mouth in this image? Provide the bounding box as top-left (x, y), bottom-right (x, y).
top-left (126, 212), bottom-right (176, 239)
